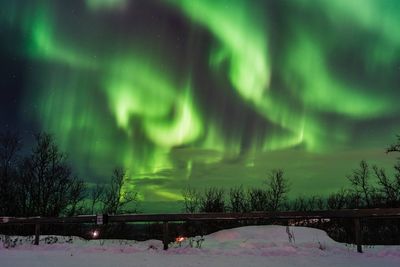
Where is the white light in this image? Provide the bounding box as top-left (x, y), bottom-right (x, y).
top-left (92, 230), bottom-right (99, 238)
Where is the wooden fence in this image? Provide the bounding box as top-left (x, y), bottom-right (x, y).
top-left (1, 208), bottom-right (400, 252)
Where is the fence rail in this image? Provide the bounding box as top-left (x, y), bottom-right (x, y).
top-left (2, 208), bottom-right (400, 252)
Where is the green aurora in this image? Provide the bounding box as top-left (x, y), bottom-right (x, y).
top-left (1, 0), bottom-right (399, 206)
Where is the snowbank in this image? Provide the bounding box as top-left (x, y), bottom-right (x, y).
top-left (1, 226), bottom-right (399, 267)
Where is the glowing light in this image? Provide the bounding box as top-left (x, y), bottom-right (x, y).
top-left (2, 0), bottom-right (399, 202)
top-left (91, 230), bottom-right (100, 238)
top-left (175, 236), bottom-right (186, 243)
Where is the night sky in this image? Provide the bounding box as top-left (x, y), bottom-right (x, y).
top-left (1, 0), bottom-right (399, 206)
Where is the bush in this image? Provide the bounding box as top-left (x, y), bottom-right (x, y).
top-left (229, 185), bottom-right (248, 213)
top-left (199, 187), bottom-right (225, 212)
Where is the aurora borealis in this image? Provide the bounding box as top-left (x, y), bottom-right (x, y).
top-left (1, 0), bottom-right (399, 207)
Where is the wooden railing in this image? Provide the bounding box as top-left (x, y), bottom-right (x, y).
top-left (1, 208), bottom-right (400, 252)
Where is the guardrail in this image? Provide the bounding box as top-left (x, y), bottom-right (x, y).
top-left (2, 208), bottom-right (400, 252)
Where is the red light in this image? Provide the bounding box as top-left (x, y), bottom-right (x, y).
top-left (175, 236), bottom-right (186, 243)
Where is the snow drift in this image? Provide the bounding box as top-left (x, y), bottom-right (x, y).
top-left (1, 226), bottom-right (400, 267)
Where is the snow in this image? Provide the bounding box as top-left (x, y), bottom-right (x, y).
top-left (1, 225), bottom-right (399, 267)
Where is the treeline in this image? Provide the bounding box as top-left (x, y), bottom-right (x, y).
top-left (0, 132), bottom-right (138, 217)
top-left (1, 130), bottom-right (399, 217)
top-left (182, 136), bottom-right (400, 213)
top-left (182, 169), bottom-right (289, 213)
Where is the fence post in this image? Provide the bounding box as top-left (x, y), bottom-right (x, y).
top-left (34, 224), bottom-right (40, 245)
top-left (354, 218), bottom-right (362, 253)
top-left (163, 221), bottom-right (169, 250)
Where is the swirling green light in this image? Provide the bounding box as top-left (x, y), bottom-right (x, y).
top-left (2, 0), bottom-right (398, 202)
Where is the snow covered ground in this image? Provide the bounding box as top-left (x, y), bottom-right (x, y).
top-left (1, 225), bottom-right (399, 267)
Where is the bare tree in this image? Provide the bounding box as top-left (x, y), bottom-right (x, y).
top-left (66, 177), bottom-right (86, 216)
top-left (308, 195), bottom-right (325, 210)
top-left (90, 183), bottom-right (105, 214)
top-left (373, 165), bottom-right (398, 206)
top-left (327, 189), bottom-right (348, 210)
top-left (17, 133), bottom-right (85, 216)
top-left (265, 169), bottom-right (289, 211)
top-left (182, 186), bottom-right (200, 213)
top-left (291, 195), bottom-right (309, 211)
top-left (229, 185), bottom-right (248, 213)
top-left (248, 188), bottom-right (268, 211)
top-left (387, 135), bottom-right (400, 195)
top-left (346, 160), bottom-right (372, 207)
top-left (199, 187), bottom-right (225, 212)
top-left (0, 131), bottom-right (21, 215)
top-left (102, 167), bottom-right (138, 214)
top-left (387, 135), bottom-right (400, 154)
top-left (290, 195), bottom-right (325, 211)
top-left (0, 131), bottom-right (21, 178)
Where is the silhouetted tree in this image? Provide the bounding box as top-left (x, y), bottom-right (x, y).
top-left (369, 135), bottom-right (400, 207)
top-left (308, 195), bottom-right (325, 210)
top-left (182, 186), bottom-right (200, 213)
top-left (373, 165), bottom-right (399, 206)
top-left (199, 187), bottom-right (225, 212)
top-left (387, 135), bottom-right (400, 154)
top-left (387, 135), bottom-right (400, 196)
top-left (346, 160), bottom-right (372, 208)
top-left (291, 195), bottom-right (309, 211)
top-left (90, 183), bottom-right (105, 214)
top-left (291, 195), bottom-right (325, 211)
top-left (265, 169), bottom-right (289, 211)
top-left (17, 133), bottom-right (85, 216)
top-left (66, 177), bottom-right (86, 216)
top-left (327, 189), bottom-right (348, 210)
top-left (102, 167), bottom-right (138, 214)
top-left (0, 131), bottom-right (21, 215)
top-left (229, 185), bottom-right (248, 212)
top-left (248, 188), bottom-right (268, 211)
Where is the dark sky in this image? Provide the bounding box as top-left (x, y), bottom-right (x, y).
top-left (1, 0), bottom-right (399, 204)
